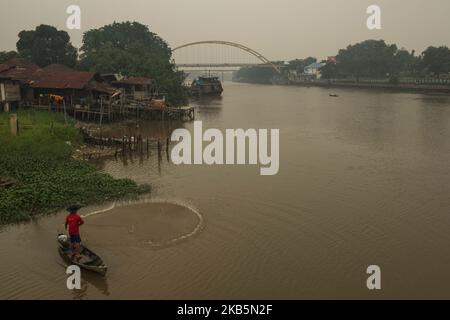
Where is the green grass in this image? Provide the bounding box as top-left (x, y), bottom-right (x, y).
top-left (0, 111), bottom-right (150, 224)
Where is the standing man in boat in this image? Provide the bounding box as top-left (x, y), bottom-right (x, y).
top-left (65, 205), bottom-right (84, 260)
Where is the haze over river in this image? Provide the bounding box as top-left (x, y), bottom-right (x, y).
top-left (2, 82), bottom-right (450, 299)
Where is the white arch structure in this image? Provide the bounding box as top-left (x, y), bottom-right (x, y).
top-left (172, 40), bottom-right (281, 74)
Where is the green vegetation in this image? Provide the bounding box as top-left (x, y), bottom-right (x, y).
top-left (286, 57), bottom-right (317, 74)
top-left (420, 46), bottom-right (450, 77)
top-left (0, 111), bottom-right (149, 224)
top-left (233, 60), bottom-right (285, 83)
top-left (16, 24), bottom-right (78, 67)
top-left (0, 51), bottom-right (19, 64)
top-left (2, 22), bottom-right (187, 105)
top-left (321, 40), bottom-right (417, 80)
top-left (79, 21), bottom-right (187, 105)
top-left (235, 39), bottom-right (450, 83)
top-left (234, 66), bottom-right (277, 84)
top-left (320, 40), bottom-right (450, 80)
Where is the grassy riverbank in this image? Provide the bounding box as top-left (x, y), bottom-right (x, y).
top-left (0, 111), bottom-right (149, 224)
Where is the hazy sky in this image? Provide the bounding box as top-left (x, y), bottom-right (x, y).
top-left (1, 0), bottom-right (450, 61)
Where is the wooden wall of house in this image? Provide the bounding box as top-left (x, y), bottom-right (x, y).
top-left (133, 90), bottom-right (147, 100)
top-left (0, 80), bottom-right (21, 102)
top-left (132, 84), bottom-right (152, 100)
top-left (112, 83), bottom-right (151, 101)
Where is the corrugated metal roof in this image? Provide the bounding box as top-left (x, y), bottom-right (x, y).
top-left (0, 59), bottom-right (40, 84)
top-left (31, 64), bottom-right (96, 90)
top-left (88, 82), bottom-right (119, 95)
top-left (2, 58), bottom-right (38, 69)
top-left (305, 62), bottom-right (326, 69)
top-left (0, 59), bottom-right (121, 94)
top-left (113, 76), bottom-right (152, 86)
top-left (0, 64), bottom-right (10, 74)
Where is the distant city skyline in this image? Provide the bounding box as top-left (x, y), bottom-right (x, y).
top-left (1, 0), bottom-right (450, 61)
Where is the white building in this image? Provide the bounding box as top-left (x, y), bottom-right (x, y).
top-left (304, 62), bottom-right (326, 79)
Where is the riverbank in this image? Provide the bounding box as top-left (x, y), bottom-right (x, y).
top-left (2, 83), bottom-right (450, 299)
top-left (289, 80), bottom-right (450, 94)
top-left (0, 111), bottom-right (150, 224)
top-left (233, 79), bottom-right (450, 94)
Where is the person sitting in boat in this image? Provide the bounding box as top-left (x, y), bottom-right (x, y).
top-left (65, 205), bottom-right (84, 260)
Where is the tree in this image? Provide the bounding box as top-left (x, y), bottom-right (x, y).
top-left (0, 51), bottom-right (19, 64)
top-left (420, 46), bottom-right (450, 77)
top-left (320, 62), bottom-right (339, 79)
top-left (393, 49), bottom-right (419, 76)
top-left (79, 21), bottom-right (186, 105)
top-left (16, 25), bottom-right (77, 67)
top-left (234, 66), bottom-right (277, 84)
top-left (287, 57), bottom-right (317, 73)
top-left (336, 40), bottom-right (397, 80)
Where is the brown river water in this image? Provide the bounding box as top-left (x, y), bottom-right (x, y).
top-left (2, 82), bottom-right (450, 299)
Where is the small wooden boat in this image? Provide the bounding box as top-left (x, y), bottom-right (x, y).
top-left (329, 93), bottom-right (339, 97)
top-left (57, 235), bottom-right (108, 276)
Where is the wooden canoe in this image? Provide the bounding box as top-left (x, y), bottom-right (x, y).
top-left (57, 235), bottom-right (108, 276)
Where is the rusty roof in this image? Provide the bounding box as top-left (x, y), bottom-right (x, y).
top-left (0, 59), bottom-right (40, 84)
top-left (88, 82), bottom-right (119, 95)
top-left (112, 76), bottom-right (152, 86)
top-left (0, 59), bottom-right (120, 94)
top-left (30, 64), bottom-right (97, 90)
top-left (2, 58), bottom-right (38, 69)
top-left (0, 64), bottom-right (10, 73)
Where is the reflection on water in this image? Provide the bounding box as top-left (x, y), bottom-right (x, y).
top-left (2, 82), bottom-right (450, 299)
top-left (417, 97), bottom-right (450, 154)
top-left (71, 270), bottom-right (110, 299)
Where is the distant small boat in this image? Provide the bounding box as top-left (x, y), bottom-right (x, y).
top-left (57, 234), bottom-right (108, 276)
top-left (329, 93), bottom-right (339, 97)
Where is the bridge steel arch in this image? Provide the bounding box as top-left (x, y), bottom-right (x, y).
top-left (172, 41), bottom-right (281, 74)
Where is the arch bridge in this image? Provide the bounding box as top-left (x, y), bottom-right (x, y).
top-left (172, 40), bottom-right (282, 74)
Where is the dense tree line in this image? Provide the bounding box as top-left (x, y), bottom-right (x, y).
top-left (0, 51), bottom-right (19, 64)
top-left (234, 66), bottom-right (278, 84)
top-left (320, 39), bottom-right (450, 81)
top-left (234, 57), bottom-right (318, 83)
top-left (233, 59), bottom-right (281, 83)
top-left (0, 22), bottom-right (187, 105)
top-left (286, 57), bottom-right (317, 74)
top-left (234, 39), bottom-right (450, 84)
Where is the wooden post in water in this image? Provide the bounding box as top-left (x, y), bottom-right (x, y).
top-left (166, 137), bottom-right (169, 154)
top-left (114, 137), bottom-right (118, 158)
top-left (108, 100), bottom-right (112, 122)
top-left (99, 97), bottom-right (104, 127)
top-left (157, 139), bottom-right (163, 163)
top-left (136, 135), bottom-right (139, 153)
top-left (129, 137), bottom-right (132, 153)
top-left (166, 137), bottom-right (170, 162)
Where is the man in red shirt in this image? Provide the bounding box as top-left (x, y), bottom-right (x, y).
top-left (65, 205), bottom-right (84, 260)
